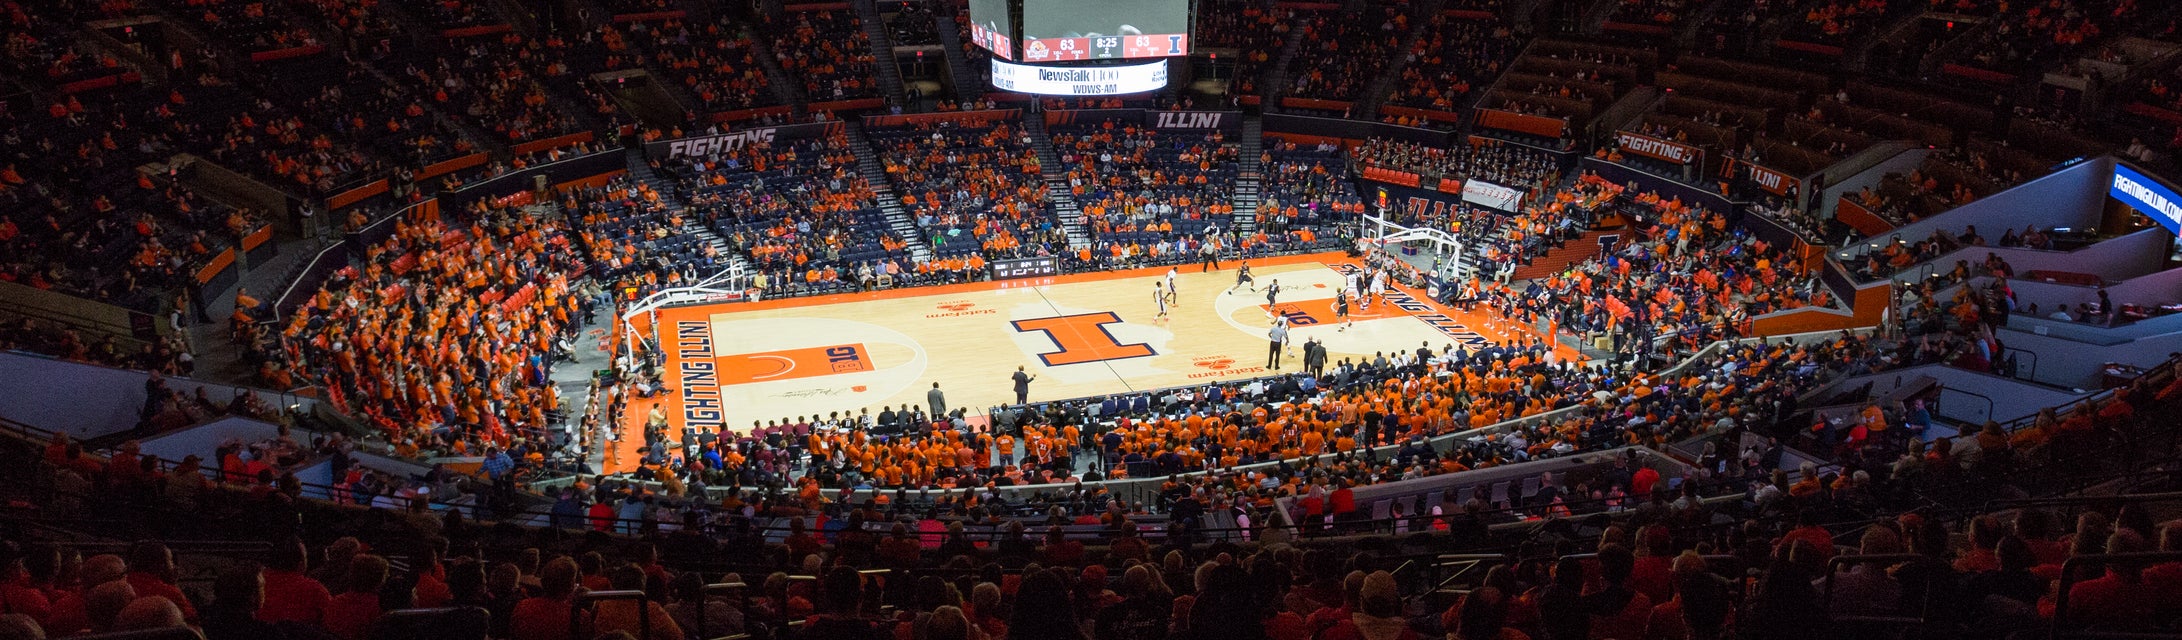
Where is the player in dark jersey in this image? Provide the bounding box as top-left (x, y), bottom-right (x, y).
top-left (1335, 290), bottom-right (1351, 331)
top-left (1229, 262), bottom-right (1254, 294)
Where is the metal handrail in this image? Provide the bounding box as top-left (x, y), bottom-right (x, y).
top-left (1822, 553), bottom-right (1933, 625)
top-left (2002, 346), bottom-right (2040, 381)
top-left (1936, 384), bottom-right (1998, 424)
top-left (2051, 551), bottom-right (2182, 639)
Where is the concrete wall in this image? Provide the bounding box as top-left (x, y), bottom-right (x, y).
top-left (1839, 156), bottom-right (2114, 262)
top-left (1822, 363), bottom-right (2090, 424)
top-left (1994, 325), bottom-right (2182, 389)
top-left (1819, 146), bottom-right (1929, 220)
top-left (1990, 266), bottom-right (2182, 315)
top-left (1887, 227), bottom-right (2175, 286)
top-left (0, 352), bottom-right (323, 439)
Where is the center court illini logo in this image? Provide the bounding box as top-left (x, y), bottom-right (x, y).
top-left (1012, 312), bottom-right (1157, 366)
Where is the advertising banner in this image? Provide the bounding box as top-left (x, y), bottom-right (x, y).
top-left (989, 256), bottom-right (1063, 280)
top-left (1474, 109), bottom-right (1568, 139)
top-left (1615, 131), bottom-right (1703, 165)
top-left (1461, 179), bottom-right (1526, 212)
top-left (2111, 163), bottom-right (2182, 236)
top-left (642, 121), bottom-right (843, 159)
top-left (991, 59), bottom-right (1167, 96)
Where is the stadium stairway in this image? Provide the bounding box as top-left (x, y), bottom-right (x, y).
top-left (931, 6), bottom-right (985, 101)
top-left (622, 148), bottom-right (749, 274)
top-left (843, 121), bottom-right (934, 262)
top-left (748, 27), bottom-right (812, 116)
top-left (1025, 116), bottom-right (1093, 250)
top-left (1258, 11), bottom-right (1314, 112)
top-left (1508, 228), bottom-right (1617, 281)
top-left (1352, 0), bottom-right (1439, 120)
top-left (853, 0), bottom-right (910, 108)
top-left (1233, 115), bottom-right (1264, 237)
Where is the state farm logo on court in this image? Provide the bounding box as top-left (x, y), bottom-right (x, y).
top-left (926, 301), bottom-right (997, 318)
top-left (1192, 356), bottom-right (1236, 371)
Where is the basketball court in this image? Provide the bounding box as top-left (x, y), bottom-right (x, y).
top-left (609, 252), bottom-right (1570, 472)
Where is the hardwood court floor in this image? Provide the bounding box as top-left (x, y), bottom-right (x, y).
top-left (607, 252), bottom-right (1573, 473)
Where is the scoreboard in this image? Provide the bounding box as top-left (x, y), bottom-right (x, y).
top-left (1021, 34), bottom-right (1190, 62)
top-left (970, 0), bottom-right (1191, 62)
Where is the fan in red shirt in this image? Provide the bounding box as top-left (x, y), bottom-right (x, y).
top-left (510, 557), bottom-right (589, 640)
top-left (258, 540), bottom-right (330, 625)
top-left (320, 555), bottom-right (389, 640)
top-left (124, 542), bottom-right (197, 625)
top-left (1774, 510), bottom-right (1837, 563)
top-left (2051, 530), bottom-right (2158, 628)
top-left (0, 543), bottom-right (52, 631)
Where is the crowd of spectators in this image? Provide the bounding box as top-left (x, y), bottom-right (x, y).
top-left (1385, 15), bottom-right (1518, 113)
top-left (1256, 140), bottom-right (1363, 243)
top-left (1285, 8), bottom-right (1407, 102)
top-left (1850, 161), bottom-right (1989, 228)
top-left (1441, 173), bottom-right (1621, 283)
top-left (273, 199), bottom-right (589, 457)
top-left (629, 17), bottom-right (783, 114)
top-left (160, 0), bottom-right (320, 54)
top-left (871, 120), bottom-right (1062, 261)
top-left (384, 33), bottom-right (590, 144)
top-left (663, 131), bottom-right (911, 295)
top-left (771, 10), bottom-right (882, 102)
top-left (1785, 0), bottom-right (1897, 43)
top-left (1488, 182), bottom-right (1825, 357)
top-left (1195, 0), bottom-right (1294, 98)
top-left (1351, 138), bottom-right (1560, 194)
top-left (1051, 121), bottom-right (1238, 247)
top-left (886, 1), bottom-right (939, 47)
top-left (0, 80), bottom-right (275, 313)
top-left (1609, 0), bottom-right (1693, 27)
top-left (16, 349), bottom-right (2182, 640)
top-left (1957, 0), bottom-right (2138, 77)
top-left (291, 0), bottom-right (401, 43)
top-left (396, 0), bottom-right (504, 31)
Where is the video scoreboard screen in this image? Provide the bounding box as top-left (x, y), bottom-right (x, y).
top-left (1019, 0), bottom-right (1189, 61)
top-left (967, 0), bottom-right (1013, 60)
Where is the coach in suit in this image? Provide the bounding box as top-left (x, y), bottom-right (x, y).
top-left (1303, 338), bottom-right (1327, 377)
top-left (927, 382), bottom-right (947, 419)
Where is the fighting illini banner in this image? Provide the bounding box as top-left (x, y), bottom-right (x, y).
top-left (1719, 156), bottom-right (1800, 197)
top-left (1040, 108), bottom-right (1243, 133)
top-left (1615, 131), bottom-right (1703, 165)
top-left (643, 121), bottom-right (844, 159)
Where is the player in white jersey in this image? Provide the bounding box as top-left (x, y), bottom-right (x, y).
top-left (1154, 282), bottom-right (1169, 319)
top-left (1165, 267), bottom-right (1178, 304)
top-left (1369, 269), bottom-right (1388, 304)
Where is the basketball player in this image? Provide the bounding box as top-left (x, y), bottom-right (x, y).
top-left (1369, 269), bottom-right (1388, 308)
top-left (1154, 282), bottom-right (1169, 319)
top-left (1265, 279), bottom-right (1282, 316)
top-left (1229, 262), bottom-right (1254, 294)
top-left (1165, 267), bottom-right (1178, 304)
top-left (1335, 289), bottom-right (1352, 331)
